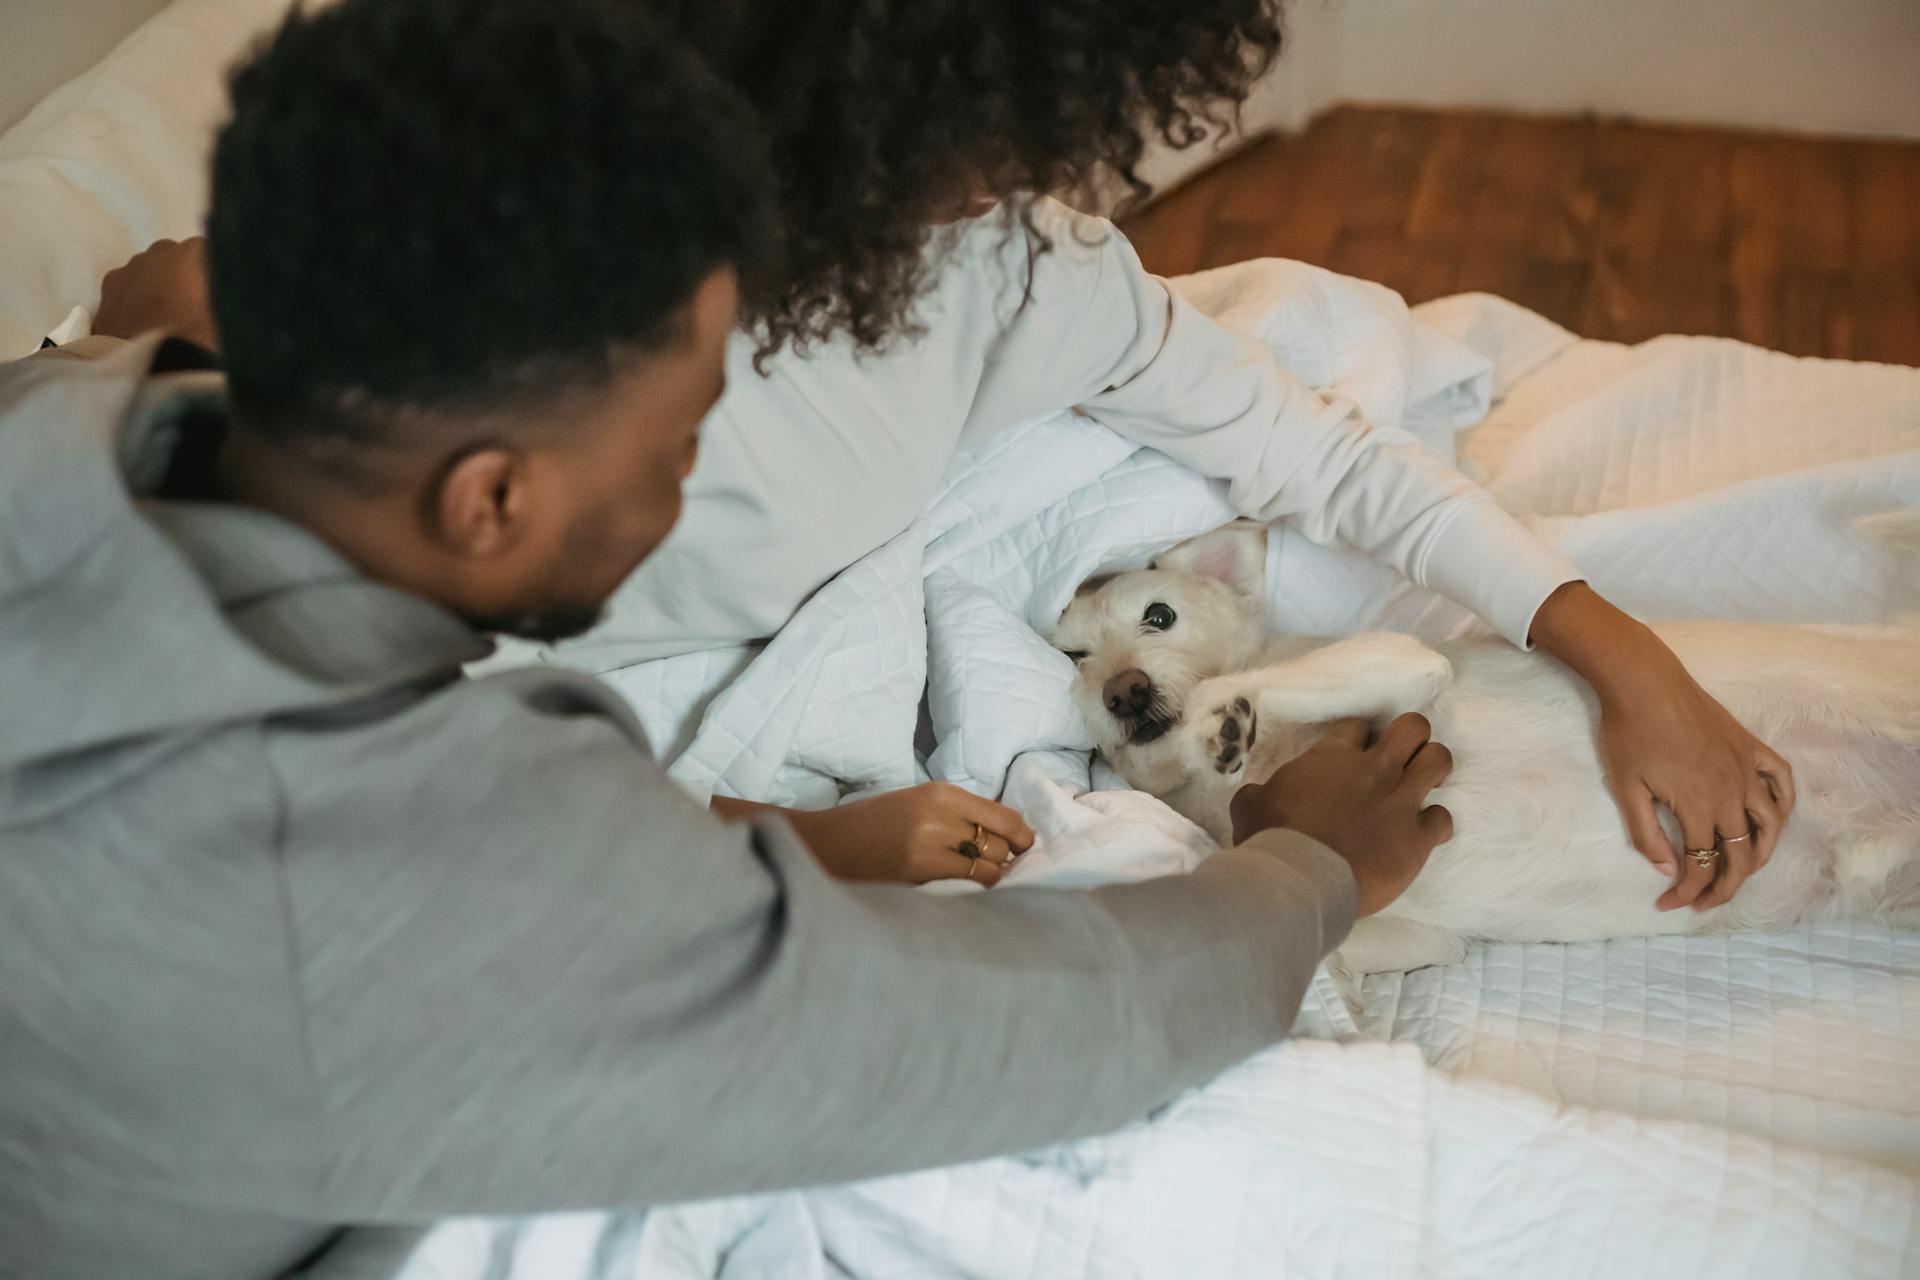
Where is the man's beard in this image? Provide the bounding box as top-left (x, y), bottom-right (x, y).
top-left (474, 599), bottom-right (606, 643)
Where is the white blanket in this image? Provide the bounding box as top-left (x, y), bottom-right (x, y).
top-left (415, 272), bottom-right (1920, 1279)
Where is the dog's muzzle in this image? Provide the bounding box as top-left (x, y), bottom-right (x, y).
top-left (1103, 668), bottom-right (1177, 743)
top-left (1104, 669), bottom-right (1153, 718)
top-left (1128, 717), bottom-right (1175, 745)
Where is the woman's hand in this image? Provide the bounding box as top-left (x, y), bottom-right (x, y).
top-left (717, 784), bottom-right (1034, 886)
top-left (1531, 582), bottom-right (1796, 911)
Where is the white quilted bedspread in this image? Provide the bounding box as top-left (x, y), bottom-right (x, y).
top-left (404, 1032), bottom-right (1919, 1280)
top-left (1360, 924), bottom-right (1920, 1175)
top-left (420, 273), bottom-right (1920, 1280)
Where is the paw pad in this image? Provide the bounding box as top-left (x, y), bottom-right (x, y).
top-left (1208, 698), bottom-right (1256, 774)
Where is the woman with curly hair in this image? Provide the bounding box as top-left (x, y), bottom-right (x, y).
top-left (609, 0), bottom-right (1794, 911)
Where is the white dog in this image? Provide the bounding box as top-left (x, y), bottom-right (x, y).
top-left (1051, 522), bottom-right (1920, 974)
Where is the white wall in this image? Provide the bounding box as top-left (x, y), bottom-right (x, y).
top-left (1302, 0), bottom-right (1920, 140)
top-left (0, 0), bottom-right (176, 132)
top-left (1140, 0), bottom-right (1920, 195)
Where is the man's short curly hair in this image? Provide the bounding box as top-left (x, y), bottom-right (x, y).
top-left (653, 0), bottom-right (1285, 359)
top-left (207, 0), bottom-right (779, 439)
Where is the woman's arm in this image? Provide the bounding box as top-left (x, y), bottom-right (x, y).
top-left (975, 201), bottom-right (1577, 649)
top-left (985, 203), bottom-right (1795, 907)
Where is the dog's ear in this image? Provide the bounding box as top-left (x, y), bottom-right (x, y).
top-left (1155, 521), bottom-right (1268, 600)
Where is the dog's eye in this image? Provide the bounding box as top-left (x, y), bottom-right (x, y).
top-left (1061, 649), bottom-right (1089, 663)
top-left (1142, 602), bottom-right (1176, 631)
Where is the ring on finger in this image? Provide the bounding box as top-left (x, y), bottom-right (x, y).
top-left (1718, 831), bottom-right (1752, 847)
top-left (954, 823), bottom-right (984, 861)
top-left (1686, 847), bottom-right (1721, 869)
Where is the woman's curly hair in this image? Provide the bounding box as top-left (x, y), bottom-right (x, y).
top-left (653, 0), bottom-right (1285, 359)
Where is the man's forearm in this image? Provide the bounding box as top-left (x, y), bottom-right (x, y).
top-left (622, 822), bottom-right (1361, 1198)
top-left (320, 797), bottom-right (1359, 1219)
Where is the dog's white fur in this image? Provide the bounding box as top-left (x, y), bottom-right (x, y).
top-left (1052, 521), bottom-right (1920, 974)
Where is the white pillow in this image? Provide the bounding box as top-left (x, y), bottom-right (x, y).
top-left (0, 0), bottom-right (292, 357)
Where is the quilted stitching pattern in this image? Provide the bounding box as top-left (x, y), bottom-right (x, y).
top-left (397, 1037), bottom-right (1918, 1279)
top-left (1361, 924), bottom-right (1920, 1173)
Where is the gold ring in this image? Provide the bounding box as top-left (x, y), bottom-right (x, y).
top-left (1687, 847), bottom-right (1720, 869)
top-left (1719, 832), bottom-right (1751, 846)
top-left (965, 859), bottom-right (980, 882)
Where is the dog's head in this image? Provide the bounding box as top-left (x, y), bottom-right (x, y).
top-left (1050, 523), bottom-right (1268, 758)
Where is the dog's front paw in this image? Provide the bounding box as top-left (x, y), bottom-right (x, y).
top-left (1193, 695), bottom-right (1257, 776)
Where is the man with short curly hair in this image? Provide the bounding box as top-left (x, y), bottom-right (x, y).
top-left (1, 2), bottom-right (1448, 1277)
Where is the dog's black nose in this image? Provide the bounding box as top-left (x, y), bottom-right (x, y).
top-left (1103, 668), bottom-right (1152, 718)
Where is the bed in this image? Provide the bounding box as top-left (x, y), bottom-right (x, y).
top-left (4, 3), bottom-right (1917, 1277)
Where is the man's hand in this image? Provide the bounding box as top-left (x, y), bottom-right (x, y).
top-left (1229, 714), bottom-right (1453, 917)
top-left (716, 783), bottom-right (1035, 886)
top-left (92, 237), bottom-right (221, 352)
top-left (1529, 581), bottom-right (1795, 912)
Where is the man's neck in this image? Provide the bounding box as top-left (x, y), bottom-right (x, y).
top-left (207, 421), bottom-right (424, 592)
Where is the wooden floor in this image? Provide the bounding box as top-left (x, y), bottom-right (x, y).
top-left (1120, 107), bottom-right (1920, 366)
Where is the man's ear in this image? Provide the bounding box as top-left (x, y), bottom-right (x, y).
top-left (433, 444), bottom-right (527, 557)
top-left (1153, 520), bottom-right (1269, 600)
